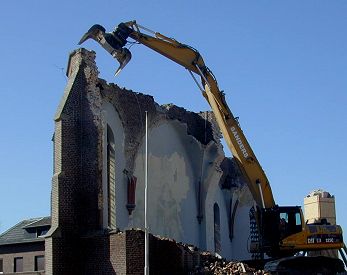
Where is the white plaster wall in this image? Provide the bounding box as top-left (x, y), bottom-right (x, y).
top-left (230, 185), bottom-right (254, 260)
top-left (132, 120), bottom-right (205, 247)
top-left (204, 172), bottom-right (254, 260)
top-left (204, 176), bottom-right (232, 259)
top-left (101, 103), bottom-right (254, 260)
top-left (102, 102), bottom-right (128, 230)
top-left (217, 189), bottom-right (233, 258)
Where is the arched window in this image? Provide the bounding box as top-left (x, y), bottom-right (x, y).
top-left (107, 125), bottom-right (116, 228)
top-left (214, 203), bottom-right (221, 254)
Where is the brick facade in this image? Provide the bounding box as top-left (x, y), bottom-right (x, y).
top-left (0, 242), bottom-right (45, 274)
top-left (45, 49), bottom-right (104, 274)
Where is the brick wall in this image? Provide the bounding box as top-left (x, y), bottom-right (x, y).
top-left (78, 231), bottom-right (127, 275)
top-left (125, 230), bottom-right (145, 275)
top-left (111, 232), bottom-right (126, 274)
top-left (123, 229), bottom-right (201, 275)
top-left (79, 229), bottom-right (204, 274)
top-left (45, 48), bottom-right (104, 274)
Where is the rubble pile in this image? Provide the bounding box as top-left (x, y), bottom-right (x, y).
top-left (191, 252), bottom-right (267, 275)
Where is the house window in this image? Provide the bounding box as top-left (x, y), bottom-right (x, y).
top-left (34, 255), bottom-right (45, 271)
top-left (107, 125), bottom-right (116, 228)
top-left (0, 258), bottom-right (3, 274)
top-left (14, 257), bottom-right (23, 272)
top-left (36, 227), bottom-right (49, 237)
top-left (214, 203), bottom-right (221, 254)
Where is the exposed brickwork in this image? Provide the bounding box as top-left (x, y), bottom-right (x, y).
top-left (164, 104), bottom-right (214, 145)
top-left (121, 229), bottom-right (214, 275)
top-left (46, 49), bottom-right (104, 274)
top-left (100, 81), bottom-right (157, 173)
top-left (80, 233), bottom-right (115, 275)
top-left (44, 237), bottom-right (52, 275)
top-left (111, 232), bottom-right (126, 275)
top-left (125, 230), bottom-right (145, 275)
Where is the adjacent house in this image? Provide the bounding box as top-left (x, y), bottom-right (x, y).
top-left (0, 217), bottom-right (50, 274)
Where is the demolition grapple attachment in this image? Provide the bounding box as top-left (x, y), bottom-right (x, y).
top-left (79, 23), bottom-right (133, 76)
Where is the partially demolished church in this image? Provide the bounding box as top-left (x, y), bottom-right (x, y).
top-left (44, 48), bottom-right (255, 274)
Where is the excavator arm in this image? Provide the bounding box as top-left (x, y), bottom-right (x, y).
top-left (79, 21), bottom-right (275, 209)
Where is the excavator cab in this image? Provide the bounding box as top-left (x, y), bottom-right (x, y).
top-left (259, 206), bottom-right (303, 256)
top-left (278, 207), bottom-right (303, 239)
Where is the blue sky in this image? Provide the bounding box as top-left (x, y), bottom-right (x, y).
top-left (0, 1), bottom-right (346, 242)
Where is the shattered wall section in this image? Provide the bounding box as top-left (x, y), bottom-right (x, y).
top-left (97, 64), bottom-right (253, 259)
top-left (100, 83), bottom-right (220, 173)
top-left (164, 104), bottom-right (215, 145)
top-left (99, 79), bottom-right (227, 245)
top-left (46, 48), bottom-right (255, 273)
top-left (100, 81), bottom-right (157, 173)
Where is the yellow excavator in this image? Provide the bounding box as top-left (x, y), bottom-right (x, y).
top-left (79, 21), bottom-right (347, 273)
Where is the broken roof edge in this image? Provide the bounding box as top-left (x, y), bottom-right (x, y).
top-left (64, 49), bottom-right (221, 146)
top-left (55, 48), bottom-right (97, 121)
top-left (66, 48), bottom-right (96, 78)
top-left (162, 104), bottom-right (217, 146)
top-left (61, 48), bottom-right (226, 158)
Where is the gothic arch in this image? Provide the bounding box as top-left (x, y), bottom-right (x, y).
top-left (214, 202), bottom-right (221, 254)
top-left (107, 125), bottom-right (116, 228)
